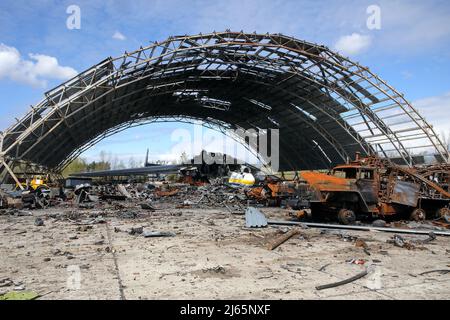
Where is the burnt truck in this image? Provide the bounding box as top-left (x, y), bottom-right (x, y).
top-left (300, 154), bottom-right (450, 224)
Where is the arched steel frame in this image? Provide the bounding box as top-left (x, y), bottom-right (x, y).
top-left (0, 31), bottom-right (448, 182)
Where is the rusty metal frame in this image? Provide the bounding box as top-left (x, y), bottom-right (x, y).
top-left (1, 31), bottom-right (448, 181)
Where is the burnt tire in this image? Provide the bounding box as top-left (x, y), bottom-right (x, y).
top-left (410, 208), bottom-right (426, 222)
top-left (436, 207), bottom-right (450, 222)
top-left (338, 209), bottom-right (356, 225)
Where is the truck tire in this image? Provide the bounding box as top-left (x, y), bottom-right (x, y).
top-left (410, 208), bottom-right (426, 221)
top-left (338, 209), bottom-right (356, 225)
top-left (436, 207), bottom-right (450, 222)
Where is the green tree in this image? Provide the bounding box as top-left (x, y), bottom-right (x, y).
top-left (62, 158), bottom-right (88, 177)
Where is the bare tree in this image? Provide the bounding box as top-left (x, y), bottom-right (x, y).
top-left (179, 151), bottom-right (189, 164)
top-left (128, 156), bottom-right (138, 168)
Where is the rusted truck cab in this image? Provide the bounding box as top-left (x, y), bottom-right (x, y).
top-left (301, 162), bottom-right (381, 224)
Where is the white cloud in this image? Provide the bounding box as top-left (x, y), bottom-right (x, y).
top-left (334, 33), bottom-right (371, 56)
top-left (0, 43), bottom-right (77, 87)
top-left (413, 91), bottom-right (450, 136)
top-left (112, 31), bottom-right (126, 41)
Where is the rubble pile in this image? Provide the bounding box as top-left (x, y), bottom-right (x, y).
top-left (0, 179), bottom-right (258, 220)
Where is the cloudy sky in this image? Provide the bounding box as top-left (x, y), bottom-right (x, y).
top-left (0, 0), bottom-right (449, 164)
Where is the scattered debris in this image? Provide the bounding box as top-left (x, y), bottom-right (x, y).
top-left (355, 239), bottom-right (371, 255)
top-left (319, 263), bottom-right (331, 272)
top-left (266, 227), bottom-right (301, 251)
top-left (414, 232), bottom-right (437, 244)
top-left (0, 291), bottom-right (39, 300)
top-left (129, 227), bottom-right (144, 235)
top-left (0, 152), bottom-right (448, 300)
top-left (280, 263), bottom-right (302, 274)
top-left (245, 207), bottom-right (268, 228)
top-left (118, 211), bottom-right (138, 219)
top-left (0, 278), bottom-right (13, 287)
top-left (77, 225), bottom-right (93, 232)
top-left (80, 217), bottom-right (106, 225)
top-left (140, 203), bottom-right (155, 211)
top-left (372, 219), bottom-right (387, 227)
top-left (390, 234), bottom-right (415, 250)
top-left (117, 184), bottom-right (132, 199)
top-left (155, 187), bottom-right (179, 197)
top-left (142, 230), bottom-right (176, 238)
top-left (387, 232), bottom-right (436, 250)
top-left (203, 266), bottom-right (226, 274)
top-left (387, 234), bottom-right (432, 250)
top-left (355, 239), bottom-right (368, 249)
top-left (347, 259), bottom-right (366, 265)
top-left (418, 269), bottom-right (450, 276)
top-left (34, 217), bottom-right (44, 226)
top-left (316, 269), bottom-right (370, 291)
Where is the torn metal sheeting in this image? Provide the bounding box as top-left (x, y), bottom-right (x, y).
top-left (245, 207), bottom-right (268, 228)
top-left (142, 231), bottom-right (176, 238)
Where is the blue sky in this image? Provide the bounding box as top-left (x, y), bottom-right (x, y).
top-left (1, 0), bottom-right (449, 165)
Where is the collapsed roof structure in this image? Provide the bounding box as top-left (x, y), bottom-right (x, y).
top-left (0, 31), bottom-right (448, 183)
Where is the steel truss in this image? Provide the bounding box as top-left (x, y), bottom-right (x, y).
top-left (1, 31), bottom-right (448, 182)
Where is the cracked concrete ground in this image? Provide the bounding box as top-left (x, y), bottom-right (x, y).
top-left (1, 206), bottom-right (449, 300)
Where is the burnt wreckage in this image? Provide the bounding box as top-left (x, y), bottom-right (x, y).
top-left (300, 154), bottom-right (450, 224)
top-left (0, 32), bottom-right (448, 205)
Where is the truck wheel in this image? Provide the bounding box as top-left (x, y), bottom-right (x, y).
top-left (410, 208), bottom-right (426, 221)
top-left (436, 207), bottom-right (450, 222)
top-left (338, 209), bottom-right (356, 225)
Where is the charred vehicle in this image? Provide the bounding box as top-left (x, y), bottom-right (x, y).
top-left (301, 154), bottom-right (450, 224)
top-left (245, 175), bottom-right (313, 212)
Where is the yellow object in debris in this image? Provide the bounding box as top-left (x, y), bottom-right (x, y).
top-left (228, 172), bottom-right (255, 186)
top-left (17, 176), bottom-right (49, 191)
top-left (0, 291), bottom-right (39, 300)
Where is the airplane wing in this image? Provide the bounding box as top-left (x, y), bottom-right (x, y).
top-left (69, 164), bottom-right (183, 177)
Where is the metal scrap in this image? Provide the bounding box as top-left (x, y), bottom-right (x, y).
top-left (316, 268), bottom-right (370, 290)
top-left (129, 227), bottom-right (144, 235)
top-left (418, 269), bottom-right (450, 276)
top-left (245, 207), bottom-right (268, 228)
top-left (142, 230), bottom-right (176, 238)
top-left (34, 217), bottom-right (44, 226)
top-left (139, 202), bottom-right (155, 210)
top-left (202, 266), bottom-right (226, 274)
top-left (117, 184), bottom-right (132, 199)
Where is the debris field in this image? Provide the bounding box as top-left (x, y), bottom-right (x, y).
top-left (1, 182), bottom-right (449, 300)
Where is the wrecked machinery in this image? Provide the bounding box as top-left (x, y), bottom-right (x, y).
top-left (0, 175), bottom-right (55, 210)
top-left (245, 177), bottom-right (309, 208)
top-left (301, 154), bottom-right (450, 224)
